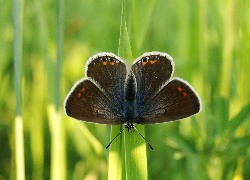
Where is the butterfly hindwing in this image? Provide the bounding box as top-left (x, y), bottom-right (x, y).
top-left (138, 78), bottom-right (201, 124)
top-left (64, 78), bottom-right (122, 125)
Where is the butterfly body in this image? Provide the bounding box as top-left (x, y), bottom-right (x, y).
top-left (123, 71), bottom-right (138, 124)
top-left (64, 52), bottom-right (201, 127)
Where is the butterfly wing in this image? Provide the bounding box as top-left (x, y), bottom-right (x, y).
top-left (65, 78), bottom-right (121, 124)
top-left (131, 52), bottom-right (201, 124)
top-left (138, 78), bottom-right (201, 124)
top-left (131, 52), bottom-right (174, 119)
top-left (64, 53), bottom-right (127, 124)
top-left (86, 53), bottom-right (127, 117)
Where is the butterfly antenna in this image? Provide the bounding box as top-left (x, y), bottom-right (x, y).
top-left (106, 128), bottom-right (125, 149)
top-left (133, 127), bottom-right (154, 150)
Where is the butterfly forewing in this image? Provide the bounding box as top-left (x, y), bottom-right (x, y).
top-left (86, 53), bottom-right (127, 115)
top-left (131, 52), bottom-right (174, 118)
top-left (64, 79), bottom-right (122, 124)
top-left (138, 78), bottom-right (201, 124)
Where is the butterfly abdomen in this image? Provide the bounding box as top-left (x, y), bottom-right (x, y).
top-left (125, 72), bottom-right (136, 101)
top-left (124, 72), bottom-right (137, 123)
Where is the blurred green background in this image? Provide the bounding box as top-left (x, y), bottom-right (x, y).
top-left (1, 0), bottom-right (250, 179)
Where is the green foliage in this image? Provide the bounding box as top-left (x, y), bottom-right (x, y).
top-left (1, 0), bottom-right (250, 179)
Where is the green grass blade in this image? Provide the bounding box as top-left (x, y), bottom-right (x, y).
top-left (48, 0), bottom-right (66, 179)
top-left (29, 1), bottom-right (48, 179)
top-left (108, 2), bottom-right (129, 179)
top-left (13, 0), bottom-right (25, 179)
top-left (75, 122), bottom-right (103, 155)
top-left (108, 1), bottom-right (148, 179)
top-left (215, 97), bottom-right (229, 136)
top-left (225, 103), bottom-right (250, 138)
top-left (108, 126), bottom-right (124, 180)
top-left (165, 133), bottom-right (196, 155)
top-left (121, 1), bottom-right (148, 178)
top-left (219, 0), bottom-right (236, 99)
top-left (124, 125), bottom-right (148, 180)
top-left (130, 0), bottom-right (156, 56)
top-left (118, 0), bottom-right (133, 60)
top-left (222, 136), bottom-right (250, 163)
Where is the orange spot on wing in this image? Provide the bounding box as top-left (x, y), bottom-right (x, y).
top-left (102, 61), bottom-right (107, 65)
top-left (77, 87), bottom-right (86, 98)
top-left (150, 59), bottom-right (157, 64)
top-left (177, 86), bottom-right (183, 92)
top-left (142, 61), bottom-right (147, 66)
top-left (183, 92), bottom-right (187, 97)
top-left (110, 61), bottom-right (115, 65)
top-left (80, 87), bottom-right (86, 93)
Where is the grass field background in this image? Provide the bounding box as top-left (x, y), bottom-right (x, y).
top-left (1, 0), bottom-right (250, 179)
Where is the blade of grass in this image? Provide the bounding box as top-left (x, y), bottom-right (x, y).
top-left (219, 0), bottom-right (235, 99)
top-left (224, 103), bottom-right (250, 139)
top-left (215, 97), bottom-right (229, 136)
top-left (108, 2), bottom-right (128, 179)
top-left (28, 1), bottom-right (49, 179)
top-left (130, 0), bottom-right (156, 56)
top-left (124, 125), bottom-right (148, 180)
top-left (75, 122), bottom-right (103, 155)
top-left (108, 125), bottom-right (124, 180)
top-left (222, 136), bottom-right (250, 163)
top-left (48, 0), bottom-right (66, 179)
top-left (29, 59), bottom-right (44, 180)
top-left (48, 105), bottom-right (65, 180)
top-left (165, 133), bottom-right (197, 155)
top-left (121, 1), bottom-right (148, 178)
top-left (13, 0), bottom-right (25, 179)
top-left (108, 0), bottom-right (148, 179)
top-left (118, 0), bottom-right (133, 60)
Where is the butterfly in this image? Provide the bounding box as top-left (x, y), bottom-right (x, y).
top-left (64, 52), bottom-right (201, 149)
